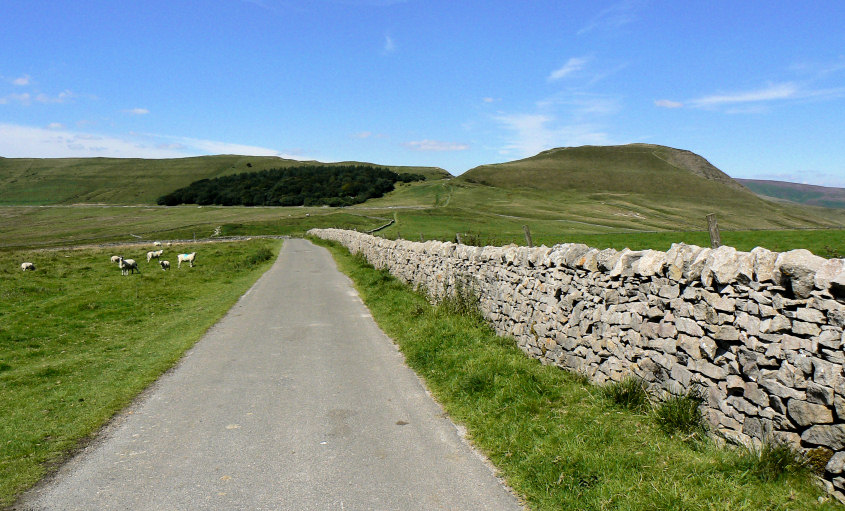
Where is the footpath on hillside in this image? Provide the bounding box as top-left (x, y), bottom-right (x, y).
top-left (16, 238), bottom-right (521, 510)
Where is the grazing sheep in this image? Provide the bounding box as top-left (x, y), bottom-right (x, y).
top-left (21, 262), bottom-right (35, 271)
top-left (166, 242), bottom-right (172, 247)
top-left (177, 252), bottom-right (196, 268)
top-left (160, 260), bottom-right (170, 271)
top-left (110, 255), bottom-right (122, 264)
top-left (154, 241), bottom-right (162, 247)
top-left (147, 250), bottom-right (164, 262)
top-left (118, 257), bottom-right (139, 276)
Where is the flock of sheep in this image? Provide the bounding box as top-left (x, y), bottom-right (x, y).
top-left (20, 241), bottom-right (197, 276)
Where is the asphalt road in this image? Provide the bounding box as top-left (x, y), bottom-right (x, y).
top-left (17, 238), bottom-right (522, 510)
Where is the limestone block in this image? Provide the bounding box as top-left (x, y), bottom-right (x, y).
top-left (743, 382), bottom-right (770, 407)
top-left (714, 326), bottom-right (740, 342)
top-left (727, 395), bottom-right (758, 416)
top-left (751, 247), bottom-right (779, 283)
top-left (795, 307), bottom-right (827, 324)
top-left (827, 452), bottom-right (845, 475)
top-left (815, 258), bottom-right (845, 291)
top-left (802, 424), bottom-right (845, 450)
top-left (678, 334), bottom-right (702, 358)
top-left (691, 359), bottom-right (726, 380)
top-left (793, 321), bottom-right (822, 337)
top-left (775, 249), bottom-right (827, 299)
top-left (686, 248), bottom-right (712, 282)
top-left (596, 248), bottom-right (623, 272)
top-left (610, 250), bottom-right (642, 278)
top-left (818, 329), bottom-right (842, 349)
top-left (675, 317), bottom-right (705, 337)
top-left (788, 399), bottom-right (833, 426)
top-left (807, 383), bottom-right (835, 406)
top-left (700, 336), bottom-right (718, 360)
top-left (701, 245), bottom-right (741, 287)
top-left (634, 250), bottom-right (666, 278)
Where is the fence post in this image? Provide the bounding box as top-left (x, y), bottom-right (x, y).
top-left (455, 233), bottom-right (463, 245)
top-left (419, 233), bottom-right (425, 242)
top-left (706, 214), bottom-right (721, 248)
top-left (523, 225), bottom-right (534, 248)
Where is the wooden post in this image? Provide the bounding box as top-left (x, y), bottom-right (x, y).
top-left (706, 214), bottom-right (721, 248)
top-left (419, 233), bottom-right (425, 242)
top-left (523, 225), bottom-right (533, 248)
top-left (455, 233), bottom-right (463, 245)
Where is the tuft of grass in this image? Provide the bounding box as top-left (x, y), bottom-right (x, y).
top-left (435, 278), bottom-right (481, 319)
top-left (654, 385), bottom-right (707, 439)
top-left (729, 441), bottom-right (815, 483)
top-left (602, 376), bottom-right (651, 413)
top-left (311, 236), bottom-right (838, 510)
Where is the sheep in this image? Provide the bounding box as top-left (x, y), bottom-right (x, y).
top-left (177, 252), bottom-right (196, 268)
top-left (110, 255), bottom-right (122, 264)
top-left (153, 241), bottom-right (162, 247)
top-left (21, 262), bottom-right (35, 271)
top-left (118, 257), bottom-right (139, 276)
top-left (160, 260), bottom-right (170, 271)
top-left (147, 250), bottom-right (164, 262)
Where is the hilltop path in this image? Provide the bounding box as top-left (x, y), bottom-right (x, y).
top-left (17, 239), bottom-right (521, 510)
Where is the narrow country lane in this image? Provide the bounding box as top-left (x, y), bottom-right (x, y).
top-left (16, 238), bottom-right (522, 510)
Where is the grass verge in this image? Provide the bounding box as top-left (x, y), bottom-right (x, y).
top-left (0, 239), bottom-right (282, 507)
top-left (313, 236), bottom-right (838, 510)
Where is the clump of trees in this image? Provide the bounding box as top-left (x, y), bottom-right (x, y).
top-left (157, 165), bottom-right (425, 207)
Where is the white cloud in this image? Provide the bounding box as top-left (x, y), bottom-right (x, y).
top-left (0, 92), bottom-right (31, 105)
top-left (403, 139), bottom-right (469, 151)
top-left (578, 0), bottom-right (640, 35)
top-left (382, 35), bottom-right (395, 54)
top-left (47, 122), bottom-right (64, 129)
top-left (494, 113), bottom-right (610, 157)
top-left (124, 107), bottom-right (150, 115)
top-left (0, 122), bottom-right (307, 160)
top-left (548, 57), bottom-right (589, 81)
top-left (654, 99), bottom-right (683, 108)
top-left (35, 90), bottom-right (74, 104)
top-left (689, 83), bottom-right (799, 108)
top-left (353, 131), bottom-right (373, 139)
top-left (12, 74), bottom-right (31, 86)
top-left (482, 97), bottom-right (498, 103)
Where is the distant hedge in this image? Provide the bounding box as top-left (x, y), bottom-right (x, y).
top-left (157, 165), bottom-right (425, 207)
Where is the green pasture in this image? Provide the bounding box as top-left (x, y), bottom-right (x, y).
top-left (0, 239), bottom-right (282, 506)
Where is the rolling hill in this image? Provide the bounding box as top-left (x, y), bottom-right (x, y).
top-left (0, 155), bottom-right (451, 205)
top-left (738, 179), bottom-right (845, 209)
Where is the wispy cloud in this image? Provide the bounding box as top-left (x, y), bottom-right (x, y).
top-left (47, 122), bottom-right (64, 129)
top-left (494, 113), bottom-right (610, 157)
top-left (12, 74), bottom-right (31, 86)
top-left (403, 139), bottom-right (469, 151)
top-left (578, 0), bottom-right (641, 35)
top-left (382, 35), bottom-right (396, 54)
top-left (548, 57), bottom-right (590, 81)
top-left (689, 82), bottom-right (799, 108)
top-left (0, 90), bottom-right (74, 106)
top-left (654, 99), bottom-right (683, 108)
top-left (0, 122), bottom-right (306, 160)
top-left (124, 107), bottom-right (150, 115)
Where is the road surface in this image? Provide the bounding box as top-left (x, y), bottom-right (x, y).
top-left (17, 238), bottom-right (522, 510)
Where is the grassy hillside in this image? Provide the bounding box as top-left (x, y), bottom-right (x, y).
top-left (738, 179), bottom-right (845, 209)
top-left (452, 144), bottom-right (842, 230)
top-left (0, 155), bottom-right (451, 205)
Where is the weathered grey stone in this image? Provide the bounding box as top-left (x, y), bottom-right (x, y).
top-left (727, 395), bottom-right (758, 416)
top-left (675, 317), bottom-right (704, 337)
top-left (775, 249), bottom-right (827, 299)
top-left (792, 321), bottom-right (822, 337)
top-left (699, 336), bottom-right (718, 360)
top-left (759, 378), bottom-right (805, 400)
top-left (751, 247), bottom-right (778, 283)
top-left (802, 425), bottom-right (845, 450)
top-left (726, 374), bottom-right (745, 391)
top-left (787, 399), bottom-right (833, 426)
top-left (818, 329), bottom-right (842, 349)
top-left (713, 326), bottom-right (740, 342)
top-left (677, 334), bottom-right (701, 358)
top-left (691, 359), bottom-right (726, 380)
top-left (796, 307), bottom-right (827, 324)
top-left (814, 359), bottom-right (843, 389)
top-left (815, 259), bottom-right (845, 291)
top-left (658, 284), bottom-right (680, 299)
top-left (762, 314), bottom-right (791, 333)
top-left (827, 452), bottom-right (845, 475)
top-left (634, 250), bottom-right (666, 277)
top-left (743, 382), bottom-right (770, 407)
top-left (701, 245), bottom-right (741, 287)
top-left (807, 383), bottom-right (835, 406)
top-left (702, 290), bottom-right (737, 312)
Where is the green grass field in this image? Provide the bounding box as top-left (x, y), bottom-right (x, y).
top-left (0, 239), bottom-right (282, 506)
top-left (315, 237), bottom-right (840, 510)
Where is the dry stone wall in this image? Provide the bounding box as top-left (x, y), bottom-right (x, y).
top-left (310, 228), bottom-right (845, 494)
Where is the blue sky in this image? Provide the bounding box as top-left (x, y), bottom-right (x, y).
top-left (1, 1), bottom-right (844, 186)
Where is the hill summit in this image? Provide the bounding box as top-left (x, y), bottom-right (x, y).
top-left (458, 143), bottom-right (749, 198)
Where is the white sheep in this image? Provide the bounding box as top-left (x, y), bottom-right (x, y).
top-left (160, 260), bottom-right (170, 271)
top-left (110, 255), bottom-right (122, 264)
top-left (147, 250), bottom-right (164, 262)
top-left (177, 252), bottom-right (196, 268)
top-left (118, 257), bottom-right (139, 275)
top-left (153, 241), bottom-right (162, 247)
top-left (21, 262), bottom-right (35, 271)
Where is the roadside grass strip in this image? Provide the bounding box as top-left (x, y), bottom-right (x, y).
top-left (0, 240), bottom-right (281, 506)
top-left (314, 237), bottom-right (840, 510)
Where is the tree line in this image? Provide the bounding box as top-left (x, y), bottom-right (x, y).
top-left (157, 165), bottom-right (426, 207)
